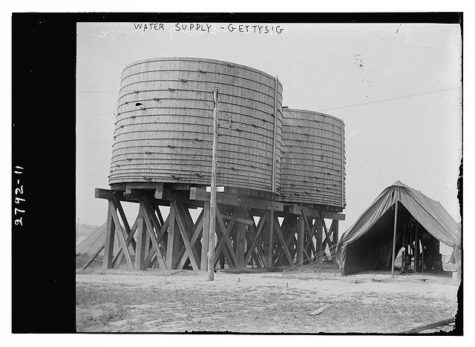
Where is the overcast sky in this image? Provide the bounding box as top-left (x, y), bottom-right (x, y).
top-left (76, 22), bottom-right (462, 236)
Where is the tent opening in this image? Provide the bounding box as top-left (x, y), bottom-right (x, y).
top-left (343, 202), bottom-right (443, 275)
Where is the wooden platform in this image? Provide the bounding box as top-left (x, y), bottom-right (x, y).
top-left (85, 183), bottom-right (345, 271)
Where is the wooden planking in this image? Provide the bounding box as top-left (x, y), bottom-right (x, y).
top-left (280, 108), bottom-right (345, 208)
top-left (109, 57), bottom-right (283, 193)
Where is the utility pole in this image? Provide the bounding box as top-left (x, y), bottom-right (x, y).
top-left (391, 202), bottom-right (399, 278)
top-left (207, 88), bottom-right (219, 281)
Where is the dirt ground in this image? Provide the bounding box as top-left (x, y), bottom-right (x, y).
top-left (76, 264), bottom-right (460, 334)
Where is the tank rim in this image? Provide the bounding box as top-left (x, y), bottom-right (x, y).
top-left (283, 108), bottom-right (344, 123)
top-left (122, 57), bottom-right (282, 86)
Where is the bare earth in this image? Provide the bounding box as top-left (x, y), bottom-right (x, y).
top-left (76, 268), bottom-right (459, 333)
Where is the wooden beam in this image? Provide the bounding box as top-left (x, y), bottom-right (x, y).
top-left (236, 209), bottom-right (247, 268)
top-left (177, 211), bottom-right (204, 269)
top-left (221, 214), bottom-right (254, 225)
top-left (330, 220), bottom-right (339, 247)
top-left (155, 205), bottom-right (165, 226)
top-left (391, 202), bottom-right (399, 277)
top-left (216, 242), bottom-right (234, 268)
top-left (266, 211), bottom-right (274, 267)
top-left (166, 206), bottom-right (179, 269)
top-left (142, 204), bottom-right (169, 268)
top-left (172, 203), bottom-right (199, 268)
top-left (111, 194), bottom-right (136, 250)
top-left (321, 218), bottom-right (332, 247)
top-left (153, 183), bottom-right (165, 199)
top-left (113, 216), bottom-right (138, 268)
top-left (134, 209), bottom-right (147, 271)
top-left (315, 218), bottom-right (323, 253)
top-left (172, 202), bottom-right (200, 270)
top-left (147, 204), bottom-right (168, 247)
top-left (214, 217), bottom-right (237, 268)
top-left (244, 213), bottom-right (266, 265)
top-left (95, 188), bottom-right (115, 200)
top-left (143, 224), bottom-right (167, 268)
top-left (201, 201), bottom-right (210, 271)
top-left (301, 211), bottom-right (317, 258)
top-left (285, 204), bottom-right (345, 221)
top-left (273, 215), bottom-right (294, 265)
top-left (274, 216), bottom-right (298, 266)
top-left (97, 187), bottom-right (188, 205)
top-left (214, 206), bottom-right (238, 266)
top-left (140, 200), bottom-right (168, 269)
top-left (297, 216), bottom-right (305, 265)
top-left (108, 201), bottom-right (134, 271)
top-left (190, 187), bottom-right (284, 211)
top-left (102, 201), bottom-right (115, 270)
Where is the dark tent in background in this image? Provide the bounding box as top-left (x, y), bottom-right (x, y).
top-left (336, 181), bottom-right (461, 275)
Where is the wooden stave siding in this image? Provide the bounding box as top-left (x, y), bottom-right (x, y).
top-left (109, 58), bottom-right (283, 193)
top-left (279, 109), bottom-right (346, 208)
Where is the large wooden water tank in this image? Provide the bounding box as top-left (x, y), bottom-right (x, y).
top-left (109, 57), bottom-right (283, 193)
top-left (280, 109), bottom-right (345, 209)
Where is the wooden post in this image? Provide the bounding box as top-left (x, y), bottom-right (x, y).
top-left (166, 206), bottom-right (177, 269)
top-left (102, 200), bottom-right (115, 270)
top-left (332, 220), bottom-right (339, 247)
top-left (315, 218), bottom-right (323, 254)
top-left (267, 211), bottom-right (274, 267)
top-left (297, 216), bottom-right (305, 265)
top-left (135, 202), bottom-right (147, 270)
top-left (415, 224), bottom-right (420, 272)
top-left (391, 202), bottom-right (399, 277)
top-left (207, 88), bottom-right (219, 281)
top-left (402, 221), bottom-right (406, 270)
top-left (144, 229), bottom-right (151, 262)
top-left (200, 201), bottom-right (210, 271)
top-left (236, 220), bottom-right (246, 268)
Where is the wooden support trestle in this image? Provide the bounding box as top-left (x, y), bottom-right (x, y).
top-left (86, 187), bottom-right (345, 271)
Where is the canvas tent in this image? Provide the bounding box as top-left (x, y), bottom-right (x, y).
top-left (76, 223), bottom-right (135, 257)
top-left (336, 181), bottom-right (461, 275)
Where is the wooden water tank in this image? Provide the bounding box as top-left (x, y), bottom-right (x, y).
top-left (280, 109), bottom-right (345, 209)
top-left (109, 57), bottom-right (283, 193)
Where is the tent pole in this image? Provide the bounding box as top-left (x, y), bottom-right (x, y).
top-left (391, 202), bottom-right (399, 277)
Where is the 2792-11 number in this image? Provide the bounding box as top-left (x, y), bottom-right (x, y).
top-left (14, 166), bottom-right (25, 227)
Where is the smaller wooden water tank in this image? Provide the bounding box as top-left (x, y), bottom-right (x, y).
top-left (280, 109), bottom-right (345, 209)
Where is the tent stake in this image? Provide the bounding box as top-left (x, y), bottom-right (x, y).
top-left (391, 202), bottom-right (399, 277)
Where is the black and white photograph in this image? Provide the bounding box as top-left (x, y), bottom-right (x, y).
top-left (74, 18), bottom-right (462, 333)
top-left (9, 9), bottom-right (467, 337)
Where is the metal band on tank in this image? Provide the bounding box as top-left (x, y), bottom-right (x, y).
top-left (271, 76), bottom-right (279, 193)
